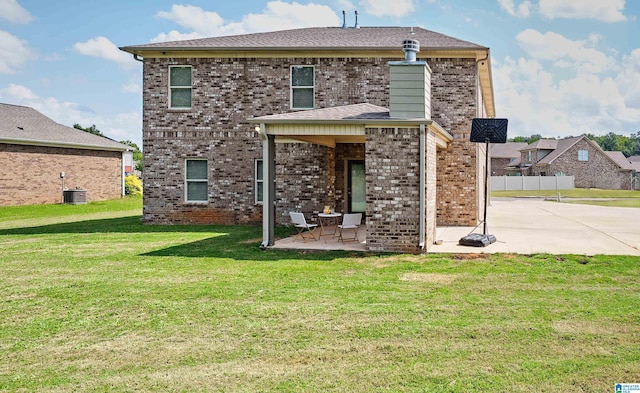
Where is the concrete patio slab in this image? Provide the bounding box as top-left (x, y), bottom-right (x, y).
top-left (271, 198), bottom-right (640, 256)
top-left (431, 198), bottom-right (640, 256)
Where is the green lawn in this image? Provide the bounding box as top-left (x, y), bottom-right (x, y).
top-left (492, 188), bottom-right (640, 199)
top-left (492, 188), bottom-right (640, 207)
top-left (1, 198), bottom-right (639, 392)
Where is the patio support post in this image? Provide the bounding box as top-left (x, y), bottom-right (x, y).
top-left (419, 124), bottom-right (426, 250)
top-left (261, 128), bottom-right (275, 248)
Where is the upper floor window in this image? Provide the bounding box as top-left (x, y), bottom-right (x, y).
top-left (169, 66), bottom-right (192, 109)
top-left (291, 65), bottom-right (314, 109)
top-left (578, 150), bottom-right (589, 161)
top-left (527, 151), bottom-right (532, 162)
top-left (186, 159), bottom-right (208, 202)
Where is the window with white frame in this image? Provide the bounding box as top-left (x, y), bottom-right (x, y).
top-left (527, 151), bottom-right (532, 162)
top-left (290, 65), bottom-right (314, 109)
top-left (169, 66), bottom-right (192, 109)
top-left (185, 159), bottom-right (208, 202)
top-left (578, 150), bottom-right (589, 161)
top-left (255, 159), bottom-right (264, 204)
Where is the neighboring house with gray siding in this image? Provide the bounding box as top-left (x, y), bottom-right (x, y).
top-left (120, 25), bottom-right (497, 253)
top-left (507, 135), bottom-right (633, 189)
top-left (0, 103), bottom-right (132, 206)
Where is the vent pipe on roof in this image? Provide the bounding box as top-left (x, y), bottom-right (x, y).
top-left (402, 39), bottom-right (420, 61)
top-left (341, 10), bottom-right (347, 28)
top-left (354, 10), bottom-right (360, 28)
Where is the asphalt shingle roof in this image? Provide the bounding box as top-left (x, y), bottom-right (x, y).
top-left (252, 103), bottom-right (390, 122)
top-left (120, 26), bottom-right (486, 52)
top-left (0, 103), bottom-right (130, 151)
top-left (605, 151), bottom-right (633, 170)
top-left (490, 142), bottom-right (527, 158)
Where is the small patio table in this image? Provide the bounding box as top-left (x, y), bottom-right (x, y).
top-left (318, 212), bottom-right (342, 238)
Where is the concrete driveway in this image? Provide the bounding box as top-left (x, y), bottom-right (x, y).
top-left (431, 197), bottom-right (640, 256)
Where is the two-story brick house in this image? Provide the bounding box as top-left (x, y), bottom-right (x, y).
top-left (120, 26), bottom-right (496, 253)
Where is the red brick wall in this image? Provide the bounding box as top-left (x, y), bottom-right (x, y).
top-left (532, 139), bottom-right (632, 189)
top-left (433, 59), bottom-right (481, 226)
top-left (0, 143), bottom-right (123, 206)
top-left (142, 56), bottom-right (481, 227)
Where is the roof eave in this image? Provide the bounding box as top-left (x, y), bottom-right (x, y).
top-left (1, 137), bottom-right (131, 152)
top-left (249, 117), bottom-right (434, 126)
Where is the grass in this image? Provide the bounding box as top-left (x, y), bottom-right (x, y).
top-left (492, 188), bottom-right (639, 199)
top-left (493, 188), bottom-right (640, 208)
top-left (1, 198), bottom-right (640, 392)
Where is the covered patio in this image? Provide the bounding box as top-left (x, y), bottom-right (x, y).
top-left (250, 103), bottom-right (453, 254)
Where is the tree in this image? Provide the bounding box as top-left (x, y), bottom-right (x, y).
top-left (586, 132), bottom-right (640, 157)
top-left (509, 134), bottom-right (542, 144)
top-left (73, 123), bottom-right (105, 137)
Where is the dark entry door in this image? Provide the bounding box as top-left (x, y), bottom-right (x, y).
top-left (347, 160), bottom-right (365, 214)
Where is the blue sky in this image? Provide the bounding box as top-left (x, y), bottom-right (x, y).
top-left (1, 0), bottom-right (638, 147)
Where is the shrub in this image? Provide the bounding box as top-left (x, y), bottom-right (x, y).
top-left (124, 174), bottom-right (142, 196)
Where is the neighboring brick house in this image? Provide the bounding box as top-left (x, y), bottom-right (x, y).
top-left (629, 158), bottom-right (640, 190)
top-left (120, 26), bottom-right (496, 253)
top-left (490, 142), bottom-right (527, 176)
top-left (507, 135), bottom-right (633, 189)
top-left (0, 103), bottom-right (132, 206)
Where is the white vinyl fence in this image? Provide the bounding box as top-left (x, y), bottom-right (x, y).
top-left (491, 176), bottom-right (575, 191)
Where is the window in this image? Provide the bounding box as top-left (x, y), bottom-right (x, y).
top-left (527, 151), bottom-right (532, 162)
top-left (186, 159), bottom-right (208, 202)
top-left (255, 159), bottom-right (264, 204)
top-left (169, 66), bottom-right (192, 109)
top-left (578, 150), bottom-right (589, 161)
top-left (290, 65), bottom-right (314, 109)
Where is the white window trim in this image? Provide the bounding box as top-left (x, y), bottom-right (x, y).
top-left (185, 158), bottom-right (208, 203)
top-left (290, 65), bottom-right (315, 110)
top-left (578, 150), bottom-right (589, 161)
top-left (255, 159), bottom-right (263, 204)
top-left (169, 65), bottom-right (192, 109)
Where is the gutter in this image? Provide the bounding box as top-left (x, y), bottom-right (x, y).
top-left (0, 137), bottom-right (131, 152)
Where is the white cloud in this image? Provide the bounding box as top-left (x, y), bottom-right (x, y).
top-left (121, 82), bottom-right (141, 94)
top-left (618, 49), bottom-right (640, 109)
top-left (0, 83), bottom-right (143, 145)
top-left (152, 1), bottom-right (341, 42)
top-left (0, 0), bottom-right (32, 24)
top-left (497, 0), bottom-right (531, 18)
top-left (0, 30), bottom-right (34, 73)
top-left (359, 0), bottom-right (416, 17)
top-left (0, 83), bottom-right (37, 100)
top-left (493, 49), bottom-right (640, 138)
top-left (538, 0), bottom-right (627, 22)
top-left (335, 0), bottom-right (356, 11)
top-left (516, 29), bottom-right (611, 74)
top-left (157, 5), bottom-right (225, 36)
top-left (73, 36), bottom-right (136, 68)
top-left (150, 30), bottom-right (203, 44)
top-left (239, 1), bottom-right (340, 32)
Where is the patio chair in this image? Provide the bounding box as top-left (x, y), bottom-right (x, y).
top-left (289, 212), bottom-right (319, 242)
top-left (337, 213), bottom-right (362, 243)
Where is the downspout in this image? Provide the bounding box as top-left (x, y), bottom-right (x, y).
top-left (133, 54), bottom-right (143, 62)
top-left (419, 124), bottom-right (426, 250)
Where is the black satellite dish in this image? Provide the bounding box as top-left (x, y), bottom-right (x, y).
top-left (470, 118), bottom-right (508, 144)
top-left (459, 118), bottom-right (508, 247)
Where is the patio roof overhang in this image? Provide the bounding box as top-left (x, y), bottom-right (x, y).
top-left (249, 103), bottom-right (453, 148)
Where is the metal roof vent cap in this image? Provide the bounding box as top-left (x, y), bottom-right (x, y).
top-left (402, 39), bottom-right (420, 61)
